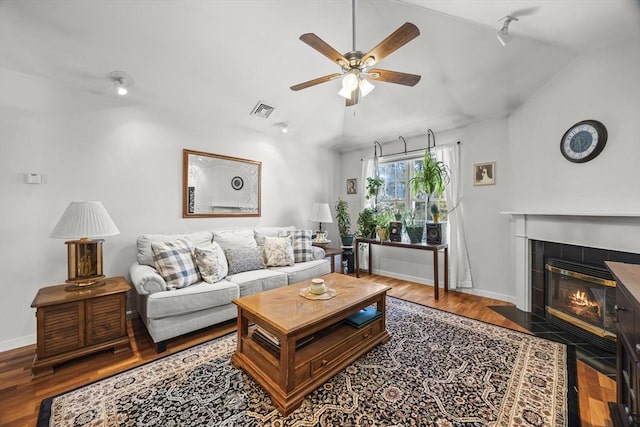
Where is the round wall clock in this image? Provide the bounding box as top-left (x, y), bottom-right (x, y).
top-left (560, 119), bottom-right (607, 163)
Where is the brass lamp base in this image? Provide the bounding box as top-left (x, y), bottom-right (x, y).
top-left (65, 276), bottom-right (107, 291)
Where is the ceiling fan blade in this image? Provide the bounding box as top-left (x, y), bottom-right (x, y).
top-left (361, 22), bottom-right (420, 67)
top-left (299, 33), bottom-right (350, 68)
top-left (346, 89), bottom-right (360, 107)
top-left (290, 73), bottom-right (342, 91)
top-left (368, 69), bottom-right (421, 86)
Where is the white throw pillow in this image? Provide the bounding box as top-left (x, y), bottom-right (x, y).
top-left (263, 236), bottom-right (295, 267)
top-left (212, 229), bottom-right (257, 251)
top-left (194, 241), bottom-right (228, 283)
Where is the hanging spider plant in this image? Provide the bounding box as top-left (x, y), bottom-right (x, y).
top-left (409, 150), bottom-right (450, 210)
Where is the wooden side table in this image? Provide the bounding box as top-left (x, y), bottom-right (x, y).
top-left (322, 247), bottom-right (343, 273)
top-left (30, 276), bottom-right (131, 377)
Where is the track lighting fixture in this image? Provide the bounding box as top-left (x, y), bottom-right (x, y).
top-left (109, 71), bottom-right (134, 96)
top-left (497, 15), bottom-right (518, 47)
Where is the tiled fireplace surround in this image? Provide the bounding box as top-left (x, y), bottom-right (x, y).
top-left (502, 213), bottom-right (640, 374)
top-left (506, 213), bottom-right (640, 312)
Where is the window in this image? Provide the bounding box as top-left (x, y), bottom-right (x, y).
top-left (376, 155), bottom-right (448, 223)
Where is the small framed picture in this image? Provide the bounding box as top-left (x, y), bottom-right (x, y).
top-left (473, 162), bottom-right (496, 186)
top-left (346, 178), bottom-right (357, 194)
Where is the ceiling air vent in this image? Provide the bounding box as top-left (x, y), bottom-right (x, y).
top-left (250, 101), bottom-right (275, 118)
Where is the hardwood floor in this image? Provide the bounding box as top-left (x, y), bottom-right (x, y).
top-left (0, 275), bottom-right (616, 426)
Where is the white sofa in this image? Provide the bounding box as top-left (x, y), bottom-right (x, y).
top-left (129, 227), bottom-right (331, 352)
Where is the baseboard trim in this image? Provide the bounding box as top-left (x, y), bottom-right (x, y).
top-left (371, 268), bottom-right (516, 305)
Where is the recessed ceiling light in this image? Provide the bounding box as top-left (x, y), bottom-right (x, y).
top-left (109, 71), bottom-right (134, 96)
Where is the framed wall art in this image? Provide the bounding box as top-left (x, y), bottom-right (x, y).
top-left (473, 162), bottom-right (496, 186)
top-left (347, 178), bottom-right (357, 194)
top-left (183, 149), bottom-right (261, 217)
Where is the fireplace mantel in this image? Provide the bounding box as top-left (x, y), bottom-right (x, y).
top-left (501, 211), bottom-right (640, 311)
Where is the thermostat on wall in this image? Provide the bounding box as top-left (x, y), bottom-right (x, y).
top-left (26, 173), bottom-right (42, 184)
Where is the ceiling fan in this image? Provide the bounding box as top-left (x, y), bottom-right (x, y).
top-left (290, 0), bottom-right (421, 107)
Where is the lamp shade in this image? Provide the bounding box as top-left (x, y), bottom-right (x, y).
top-left (50, 201), bottom-right (120, 239)
top-left (309, 203), bottom-right (333, 224)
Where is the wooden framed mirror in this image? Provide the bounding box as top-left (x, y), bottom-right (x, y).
top-left (183, 149), bottom-right (261, 217)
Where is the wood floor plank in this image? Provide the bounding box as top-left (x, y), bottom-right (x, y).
top-left (0, 275), bottom-right (615, 426)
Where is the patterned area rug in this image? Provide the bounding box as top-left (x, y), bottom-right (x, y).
top-left (38, 297), bottom-right (577, 426)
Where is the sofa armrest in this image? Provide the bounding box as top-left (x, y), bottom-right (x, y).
top-left (129, 262), bottom-right (168, 295)
top-left (312, 246), bottom-right (326, 260)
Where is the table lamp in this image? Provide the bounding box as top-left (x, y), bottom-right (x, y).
top-left (50, 201), bottom-right (120, 290)
top-left (310, 202), bottom-right (333, 238)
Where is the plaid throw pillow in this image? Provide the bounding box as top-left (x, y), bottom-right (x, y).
top-left (151, 239), bottom-right (200, 289)
top-left (291, 229), bottom-right (313, 263)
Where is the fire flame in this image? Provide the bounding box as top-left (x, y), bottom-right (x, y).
top-left (571, 290), bottom-right (596, 307)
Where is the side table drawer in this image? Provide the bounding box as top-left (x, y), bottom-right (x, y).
top-left (37, 301), bottom-right (85, 359)
top-left (86, 294), bottom-right (126, 345)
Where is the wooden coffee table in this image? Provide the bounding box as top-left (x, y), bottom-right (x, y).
top-left (231, 273), bottom-right (390, 415)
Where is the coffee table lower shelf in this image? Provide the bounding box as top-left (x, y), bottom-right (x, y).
top-left (232, 316), bottom-right (389, 415)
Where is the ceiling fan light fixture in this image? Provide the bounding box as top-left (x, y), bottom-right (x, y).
top-left (338, 86), bottom-right (353, 99)
top-left (342, 72), bottom-right (359, 91)
top-left (359, 78), bottom-right (375, 97)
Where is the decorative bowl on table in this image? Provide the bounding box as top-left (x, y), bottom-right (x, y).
top-left (312, 239), bottom-right (330, 248)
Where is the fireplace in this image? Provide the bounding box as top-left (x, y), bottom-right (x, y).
top-left (545, 258), bottom-right (617, 352)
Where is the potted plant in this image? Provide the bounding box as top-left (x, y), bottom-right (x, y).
top-left (409, 150), bottom-right (450, 218)
top-left (375, 212), bottom-right (393, 241)
top-left (402, 208), bottom-right (425, 243)
top-left (335, 198), bottom-right (353, 246)
top-left (365, 176), bottom-right (384, 204)
top-left (430, 203), bottom-right (440, 223)
top-left (356, 207), bottom-right (378, 239)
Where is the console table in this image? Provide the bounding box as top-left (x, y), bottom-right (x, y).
top-left (355, 238), bottom-right (449, 300)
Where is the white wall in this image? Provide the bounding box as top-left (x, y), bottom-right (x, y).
top-left (508, 37), bottom-right (640, 213)
top-left (339, 118), bottom-right (512, 301)
top-left (338, 36), bottom-right (640, 304)
top-left (0, 70), bottom-right (339, 351)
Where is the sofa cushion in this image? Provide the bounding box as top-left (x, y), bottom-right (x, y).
top-left (291, 229), bottom-right (314, 263)
top-left (137, 231), bottom-right (213, 267)
top-left (269, 259), bottom-right (331, 285)
top-left (254, 226), bottom-right (296, 246)
top-left (225, 247), bottom-right (264, 275)
top-left (145, 279), bottom-right (239, 319)
top-left (213, 229), bottom-right (257, 250)
top-left (226, 269), bottom-right (289, 297)
top-left (194, 241), bottom-right (228, 283)
top-left (263, 236), bottom-right (295, 267)
top-left (151, 239), bottom-right (201, 289)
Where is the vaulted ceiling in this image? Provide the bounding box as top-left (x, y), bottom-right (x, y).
top-left (1, 0), bottom-right (639, 152)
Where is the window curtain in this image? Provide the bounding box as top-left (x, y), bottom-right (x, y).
top-left (436, 143), bottom-right (473, 289)
top-left (361, 156), bottom-right (377, 209)
top-left (358, 157), bottom-right (377, 270)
